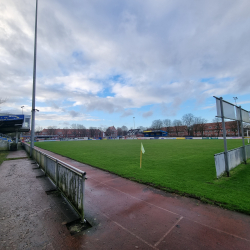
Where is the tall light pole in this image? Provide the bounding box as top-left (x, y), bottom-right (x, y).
top-left (21, 106), bottom-right (24, 114)
top-left (233, 97), bottom-right (240, 137)
top-left (30, 0), bottom-right (38, 157)
top-left (133, 117), bottom-right (135, 130)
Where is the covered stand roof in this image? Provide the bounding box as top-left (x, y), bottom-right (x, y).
top-left (0, 114), bottom-right (31, 133)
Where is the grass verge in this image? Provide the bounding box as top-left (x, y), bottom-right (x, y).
top-left (0, 151), bottom-right (8, 166)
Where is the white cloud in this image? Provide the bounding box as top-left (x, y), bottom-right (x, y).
top-left (0, 0), bottom-right (250, 127)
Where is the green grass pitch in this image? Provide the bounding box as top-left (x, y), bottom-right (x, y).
top-left (35, 139), bottom-right (250, 214)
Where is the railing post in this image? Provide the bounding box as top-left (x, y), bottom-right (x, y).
top-left (55, 160), bottom-right (58, 186)
top-left (81, 173), bottom-right (86, 222)
top-left (39, 151), bottom-right (41, 167)
top-left (45, 155), bottom-right (47, 175)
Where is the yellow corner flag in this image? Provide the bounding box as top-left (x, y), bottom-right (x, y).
top-left (140, 143), bottom-right (145, 168)
top-left (141, 143), bottom-right (145, 154)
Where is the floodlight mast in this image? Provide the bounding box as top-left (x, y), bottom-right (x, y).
top-left (30, 0), bottom-right (38, 157)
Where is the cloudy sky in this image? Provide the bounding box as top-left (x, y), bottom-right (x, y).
top-left (0, 0), bottom-right (250, 130)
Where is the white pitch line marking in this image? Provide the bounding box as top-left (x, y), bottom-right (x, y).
top-left (191, 220), bottom-right (250, 242)
top-left (88, 177), bottom-right (119, 188)
top-left (154, 216), bottom-right (183, 247)
top-left (102, 212), bottom-right (158, 250)
top-left (90, 176), bottom-right (180, 216)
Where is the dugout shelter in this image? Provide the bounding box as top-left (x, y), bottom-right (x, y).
top-left (0, 114), bottom-right (31, 133)
top-left (142, 129), bottom-right (168, 137)
top-left (0, 114), bottom-right (31, 143)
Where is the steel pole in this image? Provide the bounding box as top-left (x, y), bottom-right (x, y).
top-left (220, 97), bottom-right (229, 176)
top-left (239, 106), bottom-right (246, 163)
top-left (30, 0), bottom-right (38, 157)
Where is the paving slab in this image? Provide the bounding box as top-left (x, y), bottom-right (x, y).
top-left (1, 147), bottom-right (250, 250)
top-left (6, 147), bottom-right (28, 159)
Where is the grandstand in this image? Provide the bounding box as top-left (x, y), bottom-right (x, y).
top-left (143, 129), bottom-right (168, 137)
top-left (0, 114), bottom-right (31, 143)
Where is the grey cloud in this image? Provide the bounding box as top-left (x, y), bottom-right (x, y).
top-left (142, 111), bottom-right (153, 118)
top-left (120, 109), bottom-right (133, 118)
top-left (1, 0), bottom-right (250, 125)
top-left (69, 110), bottom-right (79, 118)
top-left (85, 98), bottom-right (123, 114)
top-left (59, 121), bottom-right (70, 126)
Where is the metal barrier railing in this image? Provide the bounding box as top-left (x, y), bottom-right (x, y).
top-left (23, 143), bottom-right (86, 221)
top-left (214, 144), bottom-right (250, 178)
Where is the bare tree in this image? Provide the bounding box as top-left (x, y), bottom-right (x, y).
top-left (198, 118), bottom-right (208, 137)
top-left (96, 128), bottom-right (103, 137)
top-left (182, 113), bottom-right (194, 136)
top-left (193, 117), bottom-right (201, 136)
top-left (89, 127), bottom-right (96, 138)
top-left (63, 127), bottom-right (69, 138)
top-left (117, 127), bottom-right (123, 136)
top-left (97, 127), bottom-right (104, 137)
top-left (229, 121), bottom-right (238, 136)
top-left (105, 127), bottom-right (112, 137)
top-left (70, 124), bottom-right (78, 137)
top-left (121, 126), bottom-right (128, 136)
top-left (35, 126), bottom-right (43, 135)
top-left (76, 124), bottom-right (86, 137)
top-left (172, 119), bottom-right (182, 136)
top-left (212, 118), bottom-right (222, 137)
top-left (162, 119), bottom-right (171, 134)
top-left (151, 119), bottom-right (163, 129)
top-left (162, 119), bottom-right (171, 127)
top-left (47, 126), bottom-right (57, 135)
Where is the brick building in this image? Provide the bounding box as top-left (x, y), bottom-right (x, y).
top-left (106, 126), bottom-right (117, 138)
top-left (24, 128), bottom-right (103, 139)
top-left (164, 121), bottom-right (239, 137)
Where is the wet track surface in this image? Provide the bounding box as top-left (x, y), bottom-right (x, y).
top-left (0, 148), bottom-right (250, 249)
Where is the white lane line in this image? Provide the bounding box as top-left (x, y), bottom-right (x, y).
top-left (89, 176), bottom-right (180, 216)
top-left (102, 212), bottom-right (158, 250)
top-left (88, 177), bottom-right (119, 188)
top-left (40, 153), bottom-right (250, 243)
top-left (191, 219), bottom-right (250, 242)
top-left (154, 216), bottom-right (183, 247)
top-left (90, 177), bottom-right (250, 243)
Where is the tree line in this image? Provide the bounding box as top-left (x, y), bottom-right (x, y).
top-left (34, 113), bottom-right (248, 138)
top-left (150, 113), bottom-right (241, 137)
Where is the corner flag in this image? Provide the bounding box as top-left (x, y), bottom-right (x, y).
top-left (141, 143), bottom-right (145, 154)
top-left (140, 143), bottom-right (145, 168)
